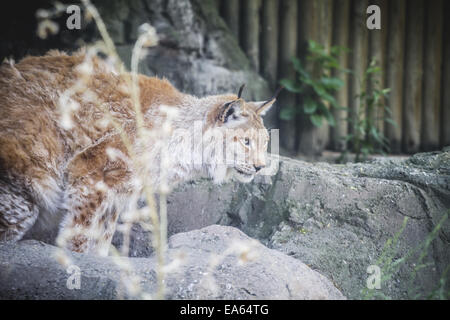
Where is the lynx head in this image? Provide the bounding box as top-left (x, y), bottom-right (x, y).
top-left (203, 85), bottom-right (281, 184)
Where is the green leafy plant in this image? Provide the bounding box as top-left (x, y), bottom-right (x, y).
top-left (341, 60), bottom-right (394, 162)
top-left (361, 211), bottom-right (449, 300)
top-left (279, 40), bottom-right (348, 128)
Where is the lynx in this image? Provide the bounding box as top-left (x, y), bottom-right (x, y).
top-left (0, 50), bottom-right (277, 256)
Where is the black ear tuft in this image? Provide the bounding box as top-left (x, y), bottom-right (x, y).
top-left (237, 84), bottom-right (245, 99)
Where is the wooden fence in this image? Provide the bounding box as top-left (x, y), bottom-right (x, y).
top-left (216, 0), bottom-right (449, 155)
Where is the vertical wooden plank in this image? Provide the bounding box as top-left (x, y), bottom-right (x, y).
top-left (221, 0), bottom-right (240, 40)
top-left (278, 0), bottom-right (298, 151)
top-left (348, 0), bottom-right (369, 150)
top-left (402, 0), bottom-right (424, 154)
top-left (297, 0), bottom-right (334, 156)
top-left (241, 0), bottom-right (262, 71)
top-left (317, 0), bottom-right (333, 151)
top-left (331, 0), bottom-right (350, 151)
top-left (213, 0), bottom-right (221, 12)
top-left (441, 1), bottom-right (450, 147)
top-left (385, 0), bottom-right (406, 153)
top-left (421, 0), bottom-right (443, 151)
top-left (367, 0), bottom-right (388, 146)
top-left (261, 0), bottom-right (279, 89)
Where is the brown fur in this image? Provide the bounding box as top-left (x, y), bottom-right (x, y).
top-left (0, 50), bottom-right (275, 255)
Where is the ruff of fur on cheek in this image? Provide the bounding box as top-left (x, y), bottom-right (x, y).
top-left (142, 110), bottom-right (203, 185)
top-left (201, 128), bottom-right (228, 183)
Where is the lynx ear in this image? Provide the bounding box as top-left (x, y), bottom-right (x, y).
top-left (255, 86), bottom-right (283, 116)
top-left (218, 99), bottom-right (246, 124)
top-left (254, 98), bottom-right (276, 116)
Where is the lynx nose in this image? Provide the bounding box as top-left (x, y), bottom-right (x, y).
top-left (254, 165), bottom-right (264, 172)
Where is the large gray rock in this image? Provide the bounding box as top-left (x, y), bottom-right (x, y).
top-left (267, 155), bottom-right (450, 300)
top-left (122, 150), bottom-right (450, 299)
top-left (0, 225), bottom-right (345, 300)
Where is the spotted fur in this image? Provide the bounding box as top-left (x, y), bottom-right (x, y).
top-left (0, 50), bottom-right (275, 255)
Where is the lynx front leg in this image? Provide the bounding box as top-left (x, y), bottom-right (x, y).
top-left (57, 179), bottom-right (120, 256)
top-left (58, 138), bottom-right (132, 256)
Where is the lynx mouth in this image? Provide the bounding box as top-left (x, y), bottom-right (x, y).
top-left (235, 168), bottom-right (253, 176)
top-left (233, 168), bottom-right (255, 183)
